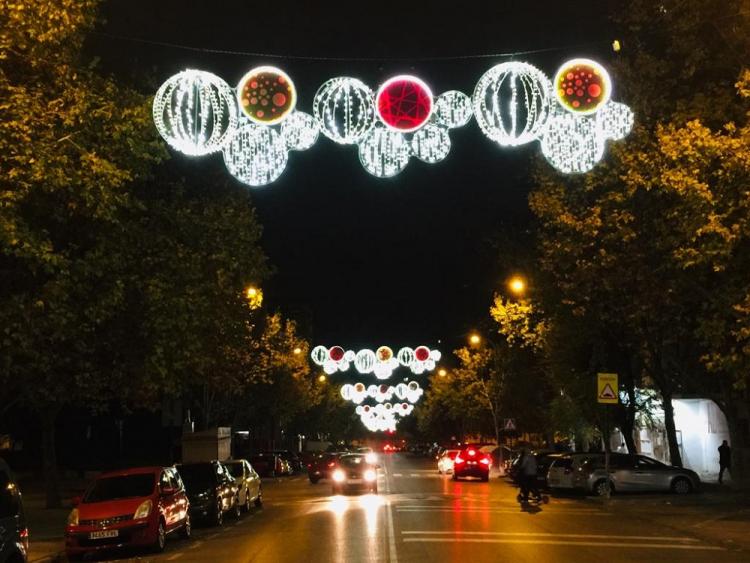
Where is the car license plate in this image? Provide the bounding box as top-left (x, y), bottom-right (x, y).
top-left (89, 530), bottom-right (119, 540)
top-left (468, 461), bottom-right (477, 465)
top-left (348, 478), bottom-right (363, 484)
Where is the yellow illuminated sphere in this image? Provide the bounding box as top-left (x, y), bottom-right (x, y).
top-left (237, 66), bottom-right (296, 125)
top-left (376, 346), bottom-right (394, 362)
top-left (554, 59), bottom-right (611, 115)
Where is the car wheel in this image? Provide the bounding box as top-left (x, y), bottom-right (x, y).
top-left (671, 477), bottom-right (692, 495)
top-left (310, 476), bottom-right (320, 484)
top-left (154, 519), bottom-right (167, 552)
top-left (452, 473), bottom-right (459, 481)
top-left (594, 479), bottom-right (613, 497)
top-left (244, 490), bottom-right (252, 512)
top-left (254, 487), bottom-right (263, 507)
top-left (233, 496), bottom-right (242, 519)
top-left (481, 474), bottom-right (489, 482)
top-left (214, 499), bottom-right (224, 526)
top-left (181, 513), bottom-right (192, 539)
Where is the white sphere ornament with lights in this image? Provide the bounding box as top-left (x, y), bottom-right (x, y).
top-left (411, 124), bottom-right (451, 163)
top-left (434, 90), bottom-right (473, 129)
top-left (223, 124), bottom-right (288, 187)
top-left (541, 112), bottom-right (605, 174)
top-left (153, 69), bottom-right (238, 156)
top-left (358, 126), bottom-right (411, 178)
top-left (280, 111), bottom-right (319, 151)
top-left (473, 62), bottom-right (553, 147)
top-left (596, 101), bottom-right (634, 141)
top-left (313, 77), bottom-right (375, 144)
top-left (355, 349), bottom-right (377, 374)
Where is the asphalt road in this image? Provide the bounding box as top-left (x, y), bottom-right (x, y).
top-left (36, 453), bottom-right (748, 563)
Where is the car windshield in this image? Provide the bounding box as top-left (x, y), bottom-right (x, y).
top-left (225, 463), bottom-right (244, 478)
top-left (178, 464), bottom-right (215, 490)
top-left (83, 474), bottom-right (154, 503)
top-left (339, 455), bottom-right (366, 468)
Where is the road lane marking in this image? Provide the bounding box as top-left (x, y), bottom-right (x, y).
top-left (401, 531), bottom-right (701, 542)
top-left (166, 553), bottom-right (183, 560)
top-left (384, 459), bottom-right (398, 563)
top-left (187, 541), bottom-right (203, 549)
top-left (402, 538), bottom-right (723, 550)
top-left (396, 508), bottom-right (609, 515)
top-left (392, 473), bottom-right (403, 477)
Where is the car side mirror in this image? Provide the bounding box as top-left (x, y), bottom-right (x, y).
top-left (71, 495), bottom-right (81, 506)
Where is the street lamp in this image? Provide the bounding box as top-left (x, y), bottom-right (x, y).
top-left (293, 347), bottom-right (302, 355)
top-left (318, 374), bottom-right (327, 383)
top-left (245, 285), bottom-right (263, 309)
top-left (469, 333), bottom-right (481, 346)
top-left (438, 368), bottom-right (447, 377)
top-left (507, 275), bottom-right (526, 297)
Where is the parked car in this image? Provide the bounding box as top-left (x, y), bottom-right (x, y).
top-left (65, 466), bottom-right (190, 559)
top-left (0, 458), bottom-right (28, 563)
top-left (249, 453), bottom-right (282, 477)
top-left (588, 454), bottom-right (700, 496)
top-left (269, 450), bottom-right (301, 473)
top-left (437, 450), bottom-right (460, 474)
top-left (176, 461), bottom-right (240, 526)
top-left (306, 452), bottom-right (340, 484)
top-left (223, 460), bottom-right (263, 511)
top-left (331, 454), bottom-right (378, 494)
top-left (547, 453), bottom-right (602, 491)
top-left (452, 445), bottom-right (491, 482)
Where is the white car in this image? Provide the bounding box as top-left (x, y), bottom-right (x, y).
top-left (437, 450), bottom-right (460, 474)
top-left (547, 454), bottom-right (600, 489)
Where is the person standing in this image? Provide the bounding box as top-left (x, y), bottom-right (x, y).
top-left (518, 448), bottom-right (541, 502)
top-left (718, 440), bottom-right (731, 484)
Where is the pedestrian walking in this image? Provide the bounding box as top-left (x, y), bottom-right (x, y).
top-left (718, 440), bottom-right (731, 484)
top-left (518, 448), bottom-right (541, 502)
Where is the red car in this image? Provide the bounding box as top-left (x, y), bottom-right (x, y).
top-left (452, 446), bottom-right (492, 482)
top-left (65, 466), bottom-right (190, 559)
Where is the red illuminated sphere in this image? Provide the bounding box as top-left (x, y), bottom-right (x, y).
top-left (329, 346), bottom-right (345, 362)
top-left (376, 76), bottom-right (433, 132)
top-left (414, 346), bottom-right (430, 362)
top-left (554, 59), bottom-right (610, 114)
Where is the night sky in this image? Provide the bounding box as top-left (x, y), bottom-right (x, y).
top-left (94, 0), bottom-right (617, 355)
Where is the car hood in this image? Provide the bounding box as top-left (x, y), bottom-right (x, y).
top-left (77, 497), bottom-right (149, 519)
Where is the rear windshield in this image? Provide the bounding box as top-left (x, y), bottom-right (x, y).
top-left (178, 464), bottom-right (216, 489)
top-left (225, 463), bottom-right (244, 478)
top-left (84, 474), bottom-right (154, 503)
top-left (339, 455), bottom-right (366, 468)
top-left (552, 458), bottom-right (573, 469)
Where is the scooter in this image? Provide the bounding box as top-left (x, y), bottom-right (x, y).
top-left (516, 492), bottom-right (549, 505)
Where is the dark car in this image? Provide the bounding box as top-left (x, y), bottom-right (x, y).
top-left (176, 461), bottom-right (239, 526)
top-left (306, 453), bottom-right (340, 484)
top-left (331, 454), bottom-right (378, 494)
top-left (0, 458), bottom-right (27, 563)
top-left (249, 453), bottom-right (284, 478)
top-left (65, 466), bottom-right (190, 559)
top-left (223, 460), bottom-right (263, 511)
top-left (269, 450), bottom-right (302, 473)
top-left (452, 445), bottom-right (491, 482)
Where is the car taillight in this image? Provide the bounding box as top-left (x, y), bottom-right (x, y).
top-left (480, 456), bottom-right (491, 465)
top-left (19, 527), bottom-right (28, 550)
top-left (468, 449), bottom-right (476, 457)
top-left (454, 454), bottom-right (465, 464)
top-left (564, 467), bottom-right (572, 474)
top-left (327, 462), bottom-right (335, 467)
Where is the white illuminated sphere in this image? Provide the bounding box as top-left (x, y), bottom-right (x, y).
top-left (397, 347), bottom-right (415, 367)
top-left (281, 111), bottom-right (319, 151)
top-left (596, 101), bottom-right (634, 141)
top-left (395, 383), bottom-right (408, 400)
top-left (223, 124), bottom-right (288, 187)
top-left (473, 62), bottom-right (553, 147)
top-left (323, 360), bottom-right (338, 375)
top-left (341, 384), bottom-right (352, 400)
top-left (311, 345), bottom-right (328, 366)
top-left (411, 124), bottom-right (451, 163)
top-left (430, 349), bottom-right (441, 362)
top-left (355, 349), bottom-right (376, 374)
top-left (541, 112), bottom-right (605, 174)
top-left (153, 69), bottom-right (238, 156)
top-left (373, 361), bottom-right (394, 380)
top-left (344, 350), bottom-right (356, 362)
top-left (434, 90), bottom-right (473, 128)
top-left (359, 126), bottom-right (411, 177)
top-left (313, 77), bottom-right (376, 144)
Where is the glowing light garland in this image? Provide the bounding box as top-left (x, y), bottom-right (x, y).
top-left (153, 58), bottom-right (633, 185)
top-left (153, 70), bottom-right (238, 156)
top-left (312, 345), bottom-right (440, 377)
top-left (343, 381), bottom-right (423, 432)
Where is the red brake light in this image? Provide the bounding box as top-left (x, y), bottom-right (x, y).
top-left (468, 449), bottom-right (476, 457)
top-left (454, 454), bottom-right (465, 464)
top-left (19, 527), bottom-right (28, 538)
top-left (480, 457), bottom-right (491, 465)
top-left (327, 462), bottom-right (335, 467)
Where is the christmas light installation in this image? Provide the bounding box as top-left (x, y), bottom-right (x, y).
top-left (153, 58), bottom-right (633, 186)
top-left (472, 61), bottom-right (553, 147)
top-left (344, 380), bottom-right (424, 432)
top-left (311, 345), bottom-right (354, 375)
top-left (153, 70), bottom-right (238, 156)
top-left (312, 345), bottom-right (440, 377)
top-left (554, 58), bottom-right (611, 115)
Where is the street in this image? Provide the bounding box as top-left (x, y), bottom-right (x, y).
top-left (30, 453), bottom-right (748, 563)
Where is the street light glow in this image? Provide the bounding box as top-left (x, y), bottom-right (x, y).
top-left (469, 334), bottom-right (481, 345)
top-left (245, 285), bottom-right (263, 309)
top-left (293, 347), bottom-right (302, 355)
top-left (508, 276), bottom-right (526, 296)
top-left (438, 368), bottom-right (447, 377)
top-left (318, 374), bottom-right (327, 383)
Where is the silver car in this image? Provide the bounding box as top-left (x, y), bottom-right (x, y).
top-left (551, 453), bottom-right (700, 495)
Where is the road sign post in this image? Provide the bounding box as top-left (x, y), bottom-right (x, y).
top-left (597, 373), bottom-right (619, 502)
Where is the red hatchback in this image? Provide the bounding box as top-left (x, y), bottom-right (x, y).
top-left (65, 466), bottom-right (190, 559)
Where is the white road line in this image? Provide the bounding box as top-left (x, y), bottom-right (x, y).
top-left (396, 508), bottom-right (607, 514)
top-left (187, 541), bottom-right (203, 549)
top-left (402, 538), bottom-right (723, 550)
top-left (392, 473), bottom-right (403, 477)
top-left (166, 553), bottom-right (183, 560)
top-left (384, 462), bottom-right (398, 563)
top-left (400, 531), bottom-right (701, 542)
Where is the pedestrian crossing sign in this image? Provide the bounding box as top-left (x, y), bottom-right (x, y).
top-left (503, 418), bottom-right (516, 431)
top-left (597, 373), bottom-right (619, 404)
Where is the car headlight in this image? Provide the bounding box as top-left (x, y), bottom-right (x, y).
top-left (67, 508), bottom-right (79, 526)
top-left (365, 453), bottom-right (377, 464)
top-left (332, 469), bottom-right (345, 483)
top-left (364, 469), bottom-right (376, 482)
top-left (134, 499), bottom-right (152, 520)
